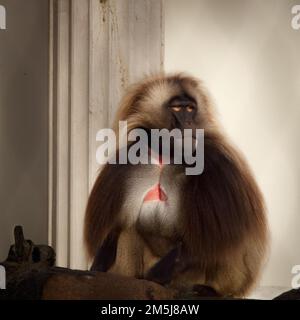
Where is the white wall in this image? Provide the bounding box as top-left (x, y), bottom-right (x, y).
top-left (165, 0), bottom-right (300, 287)
top-left (0, 0), bottom-right (49, 261)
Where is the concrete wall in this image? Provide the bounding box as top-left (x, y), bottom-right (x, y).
top-left (0, 0), bottom-right (49, 260)
top-left (165, 0), bottom-right (300, 287)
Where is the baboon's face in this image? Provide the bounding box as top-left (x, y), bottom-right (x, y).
top-left (123, 75), bottom-right (206, 136)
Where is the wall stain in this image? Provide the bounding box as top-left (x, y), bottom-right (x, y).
top-left (99, 0), bottom-right (108, 22)
top-left (108, 0), bottom-right (129, 90)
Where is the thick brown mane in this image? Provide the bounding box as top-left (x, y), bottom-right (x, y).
top-left (84, 73), bottom-right (268, 297)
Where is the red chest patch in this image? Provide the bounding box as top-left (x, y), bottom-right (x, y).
top-left (143, 183), bottom-right (168, 202)
top-left (142, 149), bottom-right (168, 202)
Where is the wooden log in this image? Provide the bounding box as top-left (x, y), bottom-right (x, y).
top-left (42, 269), bottom-right (177, 300)
top-left (0, 226), bottom-right (177, 300)
top-left (273, 288), bottom-right (300, 300)
top-left (1, 226), bottom-right (300, 300)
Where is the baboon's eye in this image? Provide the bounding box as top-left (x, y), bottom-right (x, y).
top-left (171, 105), bottom-right (182, 112)
top-left (186, 105), bottom-right (194, 113)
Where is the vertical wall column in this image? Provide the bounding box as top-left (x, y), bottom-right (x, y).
top-left (49, 0), bottom-right (164, 269)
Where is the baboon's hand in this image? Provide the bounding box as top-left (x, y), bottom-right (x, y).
top-left (145, 243), bottom-right (183, 285)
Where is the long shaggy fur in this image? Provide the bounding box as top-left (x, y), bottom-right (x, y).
top-left (84, 73), bottom-right (268, 297)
